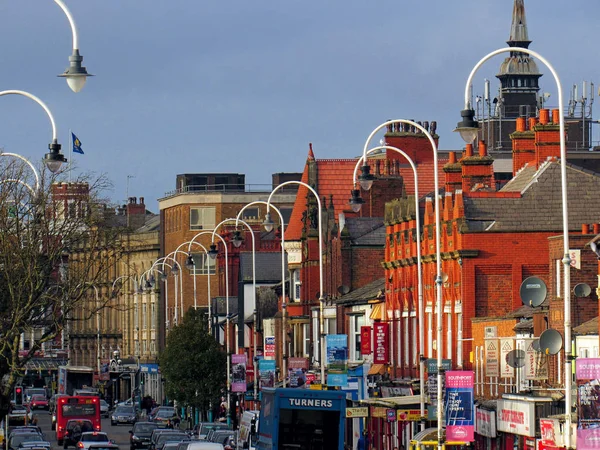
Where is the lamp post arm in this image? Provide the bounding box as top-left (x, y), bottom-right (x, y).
top-left (53, 0), bottom-right (79, 50)
top-left (0, 153), bottom-right (40, 192)
top-left (0, 91), bottom-right (58, 142)
top-left (0, 179), bottom-right (36, 197)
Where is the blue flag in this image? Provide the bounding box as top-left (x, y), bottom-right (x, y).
top-left (72, 132), bottom-right (84, 154)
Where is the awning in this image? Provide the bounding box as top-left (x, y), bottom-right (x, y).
top-left (369, 303), bottom-right (385, 321)
top-left (360, 395), bottom-right (422, 408)
top-left (367, 364), bottom-right (386, 376)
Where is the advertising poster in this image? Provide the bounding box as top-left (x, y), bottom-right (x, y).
top-left (484, 339), bottom-right (499, 378)
top-left (264, 336), bottom-right (275, 358)
top-left (499, 338), bottom-right (515, 378)
top-left (231, 354), bottom-right (247, 393)
top-left (497, 399), bottom-right (535, 437)
top-left (445, 371), bottom-right (475, 442)
top-left (577, 358), bottom-right (600, 449)
top-left (360, 326), bottom-right (372, 355)
top-left (288, 357), bottom-right (309, 388)
top-left (326, 334), bottom-right (348, 387)
top-left (426, 358), bottom-right (451, 419)
top-left (259, 359), bottom-right (276, 389)
top-left (524, 338), bottom-right (548, 380)
top-left (373, 323), bottom-right (389, 364)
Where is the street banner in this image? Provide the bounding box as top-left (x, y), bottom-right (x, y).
top-left (524, 338), bottom-right (548, 380)
top-left (231, 354), bottom-right (247, 393)
top-left (326, 334), bottom-right (348, 387)
top-left (288, 357), bottom-right (309, 388)
top-left (259, 359), bottom-right (276, 389)
top-left (373, 323), bottom-right (389, 364)
top-left (360, 326), bottom-right (372, 355)
top-left (499, 338), bottom-right (514, 378)
top-left (426, 358), bottom-right (451, 420)
top-left (484, 339), bottom-right (499, 378)
top-left (577, 358), bottom-right (600, 448)
top-left (264, 336), bottom-right (275, 358)
top-left (445, 371), bottom-right (475, 442)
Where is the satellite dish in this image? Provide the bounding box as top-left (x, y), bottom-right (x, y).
top-left (506, 349), bottom-right (526, 368)
top-left (532, 339), bottom-right (541, 353)
top-left (539, 329), bottom-right (563, 355)
top-left (519, 276), bottom-right (547, 307)
top-left (574, 283), bottom-right (592, 298)
top-left (337, 285), bottom-right (350, 295)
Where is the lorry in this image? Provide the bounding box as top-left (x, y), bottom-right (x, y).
top-left (57, 366), bottom-right (95, 395)
top-left (256, 388), bottom-right (346, 450)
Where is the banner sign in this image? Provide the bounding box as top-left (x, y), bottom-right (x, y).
top-left (264, 336), bottom-right (276, 358)
top-left (475, 407), bottom-right (496, 438)
top-left (445, 371), bottom-right (475, 442)
top-left (326, 334), bottom-right (348, 387)
top-left (259, 359), bottom-right (276, 389)
top-left (373, 323), bottom-right (389, 364)
top-left (497, 399), bottom-right (535, 437)
top-left (484, 339), bottom-right (499, 378)
top-left (577, 358), bottom-right (600, 448)
top-left (288, 358), bottom-right (309, 388)
top-left (360, 326), bottom-right (372, 355)
top-left (524, 338), bottom-right (548, 380)
top-left (499, 338), bottom-right (515, 378)
top-left (231, 354), bottom-right (247, 393)
top-left (426, 359), bottom-right (452, 419)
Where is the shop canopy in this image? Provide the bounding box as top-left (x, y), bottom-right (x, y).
top-left (359, 395), bottom-right (421, 408)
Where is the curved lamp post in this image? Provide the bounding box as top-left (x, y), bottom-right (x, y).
top-left (0, 90), bottom-right (67, 172)
top-left (351, 144), bottom-right (425, 431)
top-left (458, 47), bottom-right (571, 448)
top-left (53, 0), bottom-right (93, 92)
top-left (172, 240), bottom-right (210, 312)
top-left (149, 258), bottom-right (173, 330)
top-left (181, 238), bottom-right (213, 331)
top-left (237, 202), bottom-right (287, 398)
top-left (359, 119), bottom-right (442, 446)
top-left (159, 256), bottom-right (181, 326)
top-left (0, 152), bottom-right (41, 193)
top-left (266, 181), bottom-right (325, 383)
top-left (112, 275), bottom-right (139, 360)
top-left (165, 250), bottom-right (190, 323)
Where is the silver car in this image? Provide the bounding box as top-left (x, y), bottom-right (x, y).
top-left (78, 432), bottom-right (111, 450)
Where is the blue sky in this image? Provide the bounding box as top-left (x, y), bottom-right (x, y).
top-left (0, 0), bottom-right (598, 212)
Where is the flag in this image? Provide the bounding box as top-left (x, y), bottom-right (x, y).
top-left (72, 132), bottom-right (84, 154)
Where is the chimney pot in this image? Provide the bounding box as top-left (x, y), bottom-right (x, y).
top-left (140, 197), bottom-right (144, 205)
top-left (516, 117), bottom-right (526, 132)
top-left (582, 224), bottom-right (591, 234)
top-left (478, 140), bottom-right (487, 157)
top-left (528, 117), bottom-right (537, 130)
top-left (465, 144), bottom-right (473, 157)
top-left (552, 109), bottom-right (560, 124)
top-left (448, 152), bottom-right (456, 164)
top-left (539, 109), bottom-right (550, 125)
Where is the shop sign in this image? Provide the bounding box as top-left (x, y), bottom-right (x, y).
top-left (346, 407), bottom-right (369, 418)
top-left (373, 323), bottom-right (389, 364)
top-left (386, 409), bottom-right (396, 422)
top-left (524, 338), bottom-right (548, 380)
top-left (484, 339), bottom-right (499, 378)
top-left (360, 326), bottom-right (372, 355)
top-left (576, 358), bottom-right (600, 449)
top-left (445, 371), bottom-right (474, 442)
top-left (540, 418), bottom-right (563, 447)
top-left (371, 406), bottom-right (386, 418)
top-left (496, 399), bottom-right (535, 437)
top-left (500, 338), bottom-right (515, 378)
top-left (397, 410), bottom-right (421, 421)
top-left (264, 336), bottom-right (275, 358)
top-left (475, 407), bottom-right (496, 438)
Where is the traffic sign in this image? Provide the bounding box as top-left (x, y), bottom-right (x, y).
top-left (346, 407), bottom-right (369, 418)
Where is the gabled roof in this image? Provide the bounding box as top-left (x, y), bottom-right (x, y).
top-left (574, 317), bottom-right (598, 336)
top-left (464, 161), bottom-right (600, 232)
top-left (239, 252), bottom-right (287, 282)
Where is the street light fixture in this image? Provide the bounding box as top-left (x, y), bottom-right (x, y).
top-left (463, 46), bottom-right (571, 448)
top-left (231, 230), bottom-right (243, 248)
top-left (208, 244), bottom-right (218, 259)
top-left (262, 212), bottom-right (274, 233)
top-left (357, 164), bottom-right (376, 191)
top-left (453, 109), bottom-right (480, 144)
top-left (348, 189), bottom-right (365, 213)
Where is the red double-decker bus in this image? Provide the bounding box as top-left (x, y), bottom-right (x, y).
top-left (55, 395), bottom-right (101, 445)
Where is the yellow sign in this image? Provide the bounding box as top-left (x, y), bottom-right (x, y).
top-left (309, 384), bottom-right (322, 390)
top-left (346, 407), bottom-right (369, 418)
top-left (397, 409), bottom-right (421, 421)
top-left (372, 407), bottom-right (387, 418)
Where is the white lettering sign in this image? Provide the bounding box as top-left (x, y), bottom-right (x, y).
top-left (485, 339), bottom-right (499, 378)
top-left (500, 339), bottom-right (514, 378)
top-left (497, 400), bottom-right (535, 437)
top-left (288, 398), bottom-right (334, 408)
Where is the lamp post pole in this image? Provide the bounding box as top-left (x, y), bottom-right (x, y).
top-left (462, 47), bottom-right (570, 447)
top-left (266, 182), bottom-right (324, 384)
top-left (351, 144), bottom-right (425, 430)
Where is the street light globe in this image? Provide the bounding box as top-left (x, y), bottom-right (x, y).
top-left (232, 230), bottom-right (243, 248)
top-left (65, 75), bottom-right (87, 94)
top-left (44, 142), bottom-right (67, 173)
top-left (185, 254), bottom-right (195, 270)
top-left (349, 189), bottom-right (365, 213)
top-left (263, 212), bottom-right (274, 232)
top-left (454, 109), bottom-right (479, 144)
top-left (58, 50), bottom-right (93, 93)
top-left (171, 264), bottom-right (180, 276)
top-left (358, 165), bottom-right (375, 191)
top-left (208, 243), bottom-right (218, 260)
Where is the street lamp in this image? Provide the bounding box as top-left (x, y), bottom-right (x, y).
top-left (266, 181), bottom-right (325, 383)
top-left (0, 153), bottom-right (41, 193)
top-left (53, 0), bottom-right (93, 92)
top-left (360, 119), bottom-right (442, 446)
top-left (237, 202), bottom-right (287, 398)
top-left (351, 143), bottom-right (425, 430)
top-left (461, 47), bottom-right (571, 448)
top-left (0, 90), bottom-right (67, 172)
top-left (157, 256), bottom-right (181, 326)
top-left (173, 240), bottom-right (211, 312)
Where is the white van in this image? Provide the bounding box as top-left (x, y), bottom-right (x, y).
top-left (237, 410), bottom-right (259, 450)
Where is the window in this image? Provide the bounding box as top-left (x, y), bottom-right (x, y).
top-left (242, 208), bottom-right (259, 220)
top-left (325, 317), bottom-right (336, 335)
top-left (190, 207), bottom-right (215, 230)
top-left (142, 304), bottom-right (147, 329)
top-left (302, 323), bottom-right (310, 358)
top-left (351, 315), bottom-right (365, 361)
top-left (292, 270), bottom-right (301, 302)
top-left (151, 302), bottom-right (156, 330)
top-left (191, 253), bottom-right (216, 275)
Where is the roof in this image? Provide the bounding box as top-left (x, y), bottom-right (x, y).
top-left (344, 218), bottom-right (386, 246)
top-left (135, 214), bottom-right (160, 233)
top-left (465, 161), bottom-right (600, 232)
top-left (513, 319), bottom-right (533, 332)
top-left (574, 317), bottom-right (598, 336)
top-left (336, 278), bottom-right (385, 305)
top-left (505, 305), bottom-right (535, 319)
top-left (239, 252), bottom-right (287, 282)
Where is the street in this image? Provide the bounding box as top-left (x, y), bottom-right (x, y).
top-left (33, 410), bottom-right (133, 450)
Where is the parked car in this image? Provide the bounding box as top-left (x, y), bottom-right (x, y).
top-left (63, 419), bottom-right (94, 448)
top-left (111, 406), bottom-right (138, 426)
top-left (149, 408), bottom-right (179, 428)
top-left (99, 400), bottom-right (110, 418)
top-left (77, 432), bottom-right (111, 450)
top-left (129, 422), bottom-right (159, 450)
top-left (7, 433), bottom-right (44, 450)
top-left (29, 396), bottom-right (48, 411)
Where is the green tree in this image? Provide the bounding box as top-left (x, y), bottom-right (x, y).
top-left (159, 308), bottom-right (226, 416)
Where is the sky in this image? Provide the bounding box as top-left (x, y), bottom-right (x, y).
top-left (0, 0), bottom-right (598, 213)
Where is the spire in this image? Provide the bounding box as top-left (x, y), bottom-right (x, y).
top-left (508, 0), bottom-right (531, 48)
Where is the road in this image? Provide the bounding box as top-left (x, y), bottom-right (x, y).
top-left (33, 410), bottom-right (134, 450)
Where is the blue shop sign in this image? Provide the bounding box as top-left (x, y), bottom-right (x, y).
top-left (141, 364), bottom-right (159, 374)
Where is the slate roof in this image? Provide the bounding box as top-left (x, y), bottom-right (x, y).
top-left (336, 278), bottom-right (385, 305)
top-left (135, 214), bottom-right (160, 233)
top-left (344, 218), bottom-right (386, 246)
top-left (464, 161), bottom-right (600, 232)
top-left (513, 319), bottom-right (533, 332)
top-left (573, 317), bottom-right (598, 336)
top-left (239, 252), bottom-right (287, 282)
